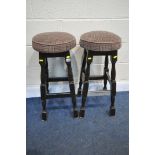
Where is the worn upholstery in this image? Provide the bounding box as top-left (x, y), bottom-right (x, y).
top-left (32, 32), bottom-right (76, 53)
top-left (80, 31), bottom-right (121, 51)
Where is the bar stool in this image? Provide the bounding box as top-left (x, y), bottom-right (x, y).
top-left (78, 31), bottom-right (122, 117)
top-left (32, 32), bottom-right (78, 121)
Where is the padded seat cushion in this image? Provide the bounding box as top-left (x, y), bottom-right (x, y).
top-left (32, 32), bottom-right (76, 53)
top-left (80, 31), bottom-right (121, 51)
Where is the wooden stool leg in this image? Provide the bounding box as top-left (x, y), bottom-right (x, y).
top-left (78, 49), bottom-right (87, 95)
top-left (39, 54), bottom-right (47, 121)
top-left (79, 52), bottom-right (93, 118)
top-left (103, 55), bottom-right (109, 90)
top-left (65, 52), bottom-right (78, 118)
top-left (45, 58), bottom-right (49, 93)
top-left (109, 54), bottom-right (117, 116)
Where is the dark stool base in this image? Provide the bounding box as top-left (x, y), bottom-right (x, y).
top-left (78, 49), bottom-right (117, 118)
top-left (39, 51), bottom-right (78, 121)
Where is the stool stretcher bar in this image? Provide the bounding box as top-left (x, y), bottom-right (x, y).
top-left (89, 76), bottom-right (104, 80)
top-left (48, 77), bottom-right (68, 82)
top-left (88, 73), bottom-right (111, 85)
top-left (46, 92), bottom-right (71, 99)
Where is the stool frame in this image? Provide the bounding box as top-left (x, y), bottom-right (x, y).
top-left (78, 49), bottom-right (117, 117)
top-left (39, 51), bottom-right (78, 121)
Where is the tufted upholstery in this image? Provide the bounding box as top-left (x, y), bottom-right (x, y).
top-left (80, 31), bottom-right (121, 51)
top-left (32, 32), bottom-right (76, 53)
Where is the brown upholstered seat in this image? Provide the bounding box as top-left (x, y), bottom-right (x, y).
top-left (32, 32), bottom-right (76, 53)
top-left (80, 31), bottom-right (121, 51)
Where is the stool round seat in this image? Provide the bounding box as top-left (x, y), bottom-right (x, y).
top-left (32, 32), bottom-right (76, 53)
top-left (80, 31), bottom-right (121, 52)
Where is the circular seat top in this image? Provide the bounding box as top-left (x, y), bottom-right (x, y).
top-left (80, 31), bottom-right (121, 51)
top-left (32, 32), bottom-right (76, 53)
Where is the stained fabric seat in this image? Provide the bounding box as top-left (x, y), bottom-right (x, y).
top-left (32, 32), bottom-right (76, 53)
top-left (80, 31), bottom-right (121, 51)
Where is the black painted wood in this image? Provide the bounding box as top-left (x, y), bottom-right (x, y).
top-left (48, 77), bottom-right (68, 82)
top-left (109, 54), bottom-right (117, 116)
top-left (46, 92), bottom-right (71, 98)
top-left (89, 50), bottom-right (117, 56)
top-left (103, 55), bottom-right (109, 90)
top-left (79, 51), bottom-right (93, 117)
top-left (65, 52), bottom-right (78, 117)
top-left (78, 49), bottom-right (118, 117)
top-left (45, 58), bottom-right (49, 93)
top-left (39, 51), bottom-right (69, 58)
top-left (39, 51), bottom-right (78, 120)
top-left (39, 54), bottom-right (47, 120)
top-left (78, 49), bottom-right (87, 95)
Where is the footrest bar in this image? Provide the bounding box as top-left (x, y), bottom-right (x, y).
top-left (46, 92), bottom-right (71, 98)
top-left (48, 77), bottom-right (68, 82)
top-left (89, 76), bottom-right (104, 80)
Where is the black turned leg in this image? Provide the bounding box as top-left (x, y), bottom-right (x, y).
top-left (79, 52), bottom-right (93, 118)
top-left (109, 54), bottom-right (117, 116)
top-left (45, 58), bottom-right (49, 93)
top-left (65, 52), bottom-right (78, 118)
top-left (39, 54), bottom-right (47, 121)
top-left (78, 49), bottom-right (87, 95)
top-left (103, 55), bottom-right (109, 90)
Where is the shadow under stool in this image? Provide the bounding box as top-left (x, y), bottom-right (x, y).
top-left (77, 31), bottom-right (122, 118)
top-left (32, 32), bottom-right (78, 121)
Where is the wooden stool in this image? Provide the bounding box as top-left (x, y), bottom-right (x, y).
top-left (77, 31), bottom-right (122, 117)
top-left (32, 32), bottom-right (78, 120)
